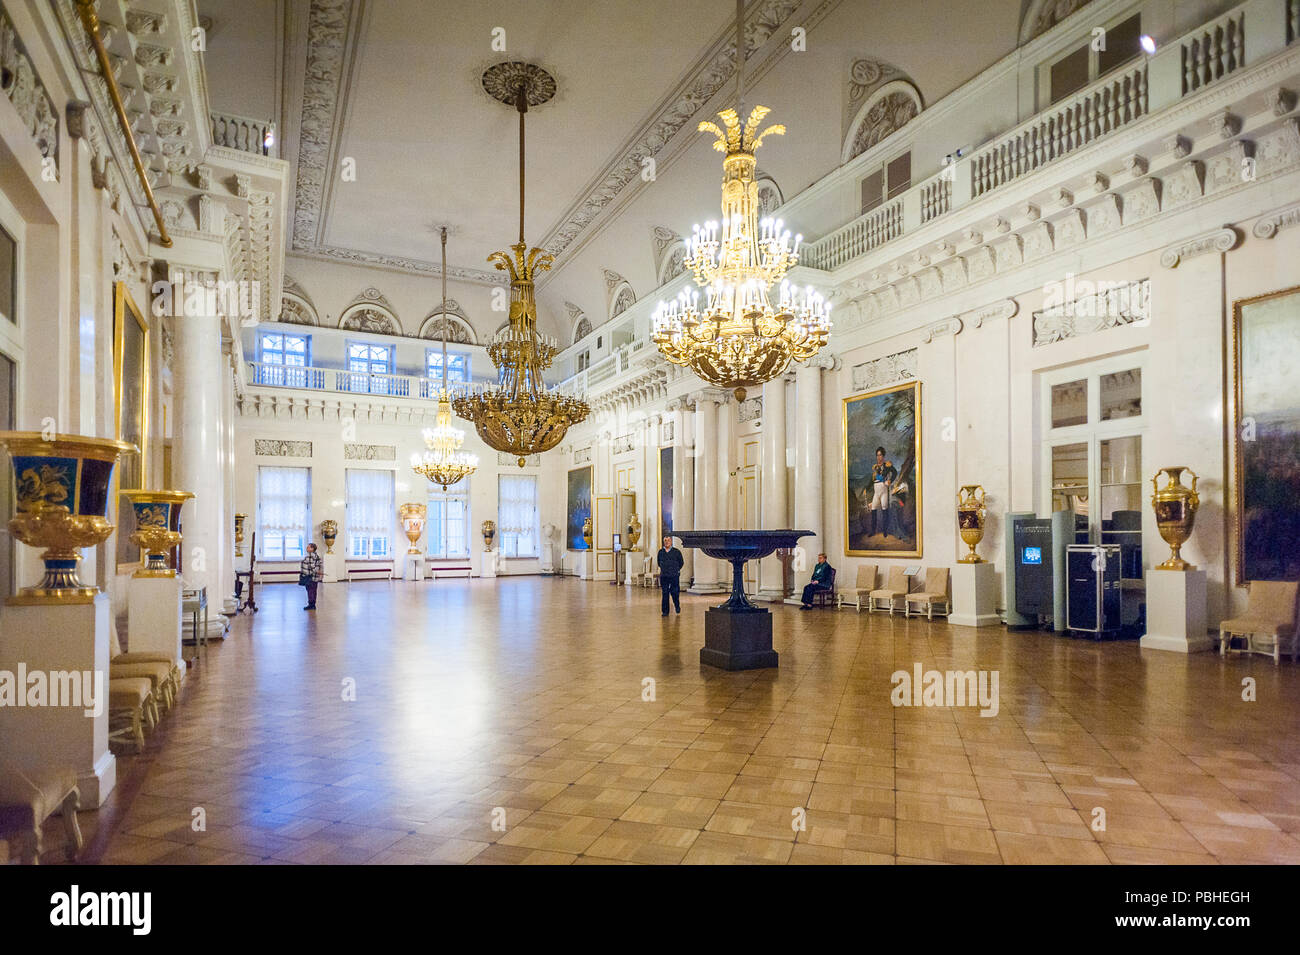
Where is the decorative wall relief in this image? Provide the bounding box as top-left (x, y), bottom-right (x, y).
top-left (1032, 278), bottom-right (1149, 346)
top-left (573, 445), bottom-right (592, 465)
top-left (344, 443), bottom-right (396, 460)
top-left (738, 396), bottom-right (763, 423)
top-left (255, 439), bottom-right (313, 457)
top-left (498, 452), bottom-right (539, 467)
top-left (851, 348), bottom-right (918, 393)
top-left (0, 3), bottom-right (59, 169)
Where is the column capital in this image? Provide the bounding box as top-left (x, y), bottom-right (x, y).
top-left (802, 353), bottom-right (840, 373)
top-left (689, 387), bottom-right (730, 407)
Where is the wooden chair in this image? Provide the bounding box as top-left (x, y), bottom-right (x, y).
top-left (110, 621), bottom-right (181, 705)
top-left (1219, 581), bottom-right (1299, 664)
top-left (639, 556), bottom-right (658, 588)
top-left (838, 564), bottom-right (877, 612)
top-left (905, 567), bottom-right (952, 619)
top-left (811, 567), bottom-right (837, 607)
top-left (0, 765), bottom-right (83, 864)
top-left (869, 566), bottom-right (910, 614)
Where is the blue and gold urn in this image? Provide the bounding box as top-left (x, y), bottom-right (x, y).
top-left (0, 431), bottom-right (137, 604)
top-left (120, 489), bottom-right (194, 577)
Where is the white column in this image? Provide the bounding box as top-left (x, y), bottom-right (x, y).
top-left (671, 398), bottom-right (695, 585)
top-left (794, 362), bottom-right (825, 559)
top-left (689, 392), bottom-right (725, 592)
top-left (643, 412), bottom-right (660, 548)
top-left (219, 340), bottom-right (238, 612)
top-left (716, 397), bottom-right (733, 530)
top-left (172, 284), bottom-right (227, 640)
top-left (759, 375), bottom-right (790, 600)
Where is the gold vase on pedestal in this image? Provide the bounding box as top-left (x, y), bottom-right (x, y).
top-left (121, 489), bottom-right (194, 577)
top-left (320, 519), bottom-right (338, 554)
top-left (956, 484), bottom-right (987, 564)
top-left (399, 502), bottom-right (427, 555)
top-left (481, 520), bottom-right (496, 551)
top-left (0, 431), bottom-right (137, 604)
top-left (1151, 466), bottom-right (1200, 570)
top-left (627, 513), bottom-right (642, 551)
top-left (234, 512), bottom-right (245, 556)
top-left (582, 516), bottom-right (593, 550)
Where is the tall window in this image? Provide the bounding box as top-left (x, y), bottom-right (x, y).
top-left (427, 351), bottom-right (469, 385)
top-left (1045, 13), bottom-right (1142, 104)
top-left (346, 341), bottom-right (393, 394)
top-left (258, 466), bottom-right (311, 561)
top-left (258, 331), bottom-right (310, 386)
top-left (0, 224), bottom-right (15, 325)
top-left (498, 474), bottom-right (538, 558)
top-left (346, 468), bottom-right (394, 559)
top-left (427, 477), bottom-right (470, 558)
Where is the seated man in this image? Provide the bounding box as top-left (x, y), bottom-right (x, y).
top-left (800, 553), bottom-right (834, 609)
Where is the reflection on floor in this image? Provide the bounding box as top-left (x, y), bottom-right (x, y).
top-left (32, 576), bottom-right (1300, 864)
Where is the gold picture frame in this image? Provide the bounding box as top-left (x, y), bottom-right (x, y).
top-left (114, 281), bottom-right (150, 569)
top-left (843, 381), bottom-right (922, 558)
top-left (566, 465), bottom-right (593, 551)
top-left (1231, 284), bottom-right (1300, 584)
top-left (657, 444), bottom-right (673, 538)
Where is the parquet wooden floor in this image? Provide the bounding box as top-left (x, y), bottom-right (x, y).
top-left (31, 576), bottom-right (1300, 864)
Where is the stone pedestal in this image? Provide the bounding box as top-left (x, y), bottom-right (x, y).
top-left (480, 551), bottom-right (498, 579)
top-left (322, 553), bottom-right (344, 583)
top-left (571, 550), bottom-right (593, 579)
top-left (403, 555), bottom-right (425, 582)
top-left (701, 607), bottom-right (778, 671)
top-left (1140, 569), bottom-right (1212, 653)
top-left (127, 576), bottom-right (184, 672)
top-left (0, 596), bottom-right (115, 807)
top-left (950, 562), bottom-right (1000, 628)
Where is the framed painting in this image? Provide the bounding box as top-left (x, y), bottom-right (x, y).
top-left (566, 466), bottom-right (592, 551)
top-left (1232, 285), bottom-right (1300, 583)
top-left (114, 281), bottom-right (149, 567)
top-left (658, 445), bottom-right (673, 536)
top-left (844, 381), bottom-right (922, 557)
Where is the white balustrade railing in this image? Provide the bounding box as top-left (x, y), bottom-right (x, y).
top-left (1181, 9), bottom-right (1247, 94)
top-left (802, 197), bottom-right (902, 270)
top-left (971, 62), bottom-right (1147, 199)
top-left (211, 112), bottom-right (277, 158)
top-left (1290, 0), bottom-right (1299, 44)
top-left (248, 362), bottom-right (479, 398)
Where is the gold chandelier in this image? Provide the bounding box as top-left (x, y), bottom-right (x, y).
top-left (652, 1), bottom-right (830, 401)
top-left (411, 227), bottom-right (479, 489)
top-left (454, 62), bottom-right (589, 467)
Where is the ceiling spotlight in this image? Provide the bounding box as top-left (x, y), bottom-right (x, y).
top-left (1139, 34), bottom-right (1157, 54)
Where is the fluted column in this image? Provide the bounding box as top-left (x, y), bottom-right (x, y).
top-left (643, 412), bottom-right (660, 548)
top-left (172, 276), bottom-right (227, 639)
top-left (689, 392), bottom-right (725, 593)
top-left (789, 358), bottom-right (835, 592)
top-left (759, 375), bottom-right (791, 600)
top-left (670, 398), bottom-right (694, 585)
top-left (219, 339), bottom-right (238, 612)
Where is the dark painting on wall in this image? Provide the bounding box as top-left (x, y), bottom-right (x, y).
top-left (1234, 286), bottom-right (1300, 582)
top-left (844, 381), bottom-right (922, 558)
top-left (114, 282), bottom-right (149, 567)
top-left (567, 466), bottom-right (592, 551)
top-left (659, 446), bottom-right (673, 537)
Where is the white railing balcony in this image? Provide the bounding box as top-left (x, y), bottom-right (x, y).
top-left (248, 361), bottom-right (479, 398)
top-left (211, 111), bottom-right (278, 158)
top-left (801, 0), bottom-right (1295, 274)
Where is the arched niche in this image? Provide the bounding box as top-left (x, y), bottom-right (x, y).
top-left (842, 79), bottom-right (924, 163)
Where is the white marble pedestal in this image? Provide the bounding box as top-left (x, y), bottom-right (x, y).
top-left (571, 551), bottom-right (592, 579)
top-left (128, 576), bottom-right (184, 674)
top-left (950, 562), bottom-right (1001, 628)
top-left (480, 551), bottom-right (498, 579)
top-left (403, 554), bottom-right (425, 582)
top-left (0, 595), bottom-right (115, 807)
top-left (322, 553), bottom-right (344, 583)
top-left (1140, 569), bottom-right (1212, 653)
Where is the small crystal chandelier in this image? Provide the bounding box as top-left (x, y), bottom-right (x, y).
top-left (652, 0), bottom-right (830, 401)
top-left (454, 62), bottom-right (590, 467)
top-left (411, 227), bottom-right (479, 490)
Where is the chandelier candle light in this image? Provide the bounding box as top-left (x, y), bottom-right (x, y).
top-left (454, 63), bottom-right (590, 466)
top-left (411, 227), bottom-right (480, 490)
top-left (652, 0), bottom-right (830, 401)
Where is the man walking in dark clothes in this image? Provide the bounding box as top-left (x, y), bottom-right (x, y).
top-left (657, 535), bottom-right (684, 615)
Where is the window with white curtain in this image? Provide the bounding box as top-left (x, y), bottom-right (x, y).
top-left (258, 466), bottom-right (311, 561)
top-left (497, 473), bottom-right (538, 558)
top-left (346, 468), bottom-right (394, 559)
top-left (426, 477), bottom-right (470, 558)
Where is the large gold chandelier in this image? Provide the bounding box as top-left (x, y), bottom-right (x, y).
top-left (411, 227), bottom-right (479, 489)
top-left (454, 63), bottom-right (589, 466)
top-left (652, 2), bottom-right (830, 401)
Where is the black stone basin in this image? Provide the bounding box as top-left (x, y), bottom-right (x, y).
top-left (675, 529), bottom-right (813, 612)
